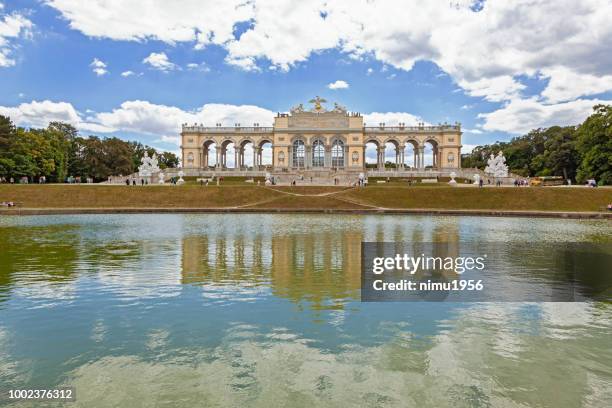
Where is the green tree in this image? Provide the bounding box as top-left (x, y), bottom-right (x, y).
top-left (576, 105), bottom-right (612, 185)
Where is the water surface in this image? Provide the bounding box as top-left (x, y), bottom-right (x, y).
top-left (1, 214), bottom-right (611, 407)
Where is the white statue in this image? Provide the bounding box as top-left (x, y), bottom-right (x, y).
top-left (176, 168), bottom-right (185, 185)
top-left (449, 171), bottom-right (457, 184)
top-left (158, 172), bottom-right (165, 184)
top-left (138, 151), bottom-right (161, 184)
top-left (485, 151), bottom-right (509, 178)
top-left (473, 174), bottom-right (481, 185)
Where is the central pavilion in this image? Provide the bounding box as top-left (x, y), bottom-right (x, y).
top-left (180, 98), bottom-right (463, 180)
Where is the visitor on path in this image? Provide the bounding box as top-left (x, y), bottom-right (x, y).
top-left (10, 177), bottom-right (14, 184)
top-left (141, 179), bottom-right (145, 186)
top-left (479, 179), bottom-right (484, 188)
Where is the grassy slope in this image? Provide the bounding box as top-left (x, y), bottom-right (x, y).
top-left (339, 186), bottom-right (612, 212)
top-left (1, 185), bottom-right (611, 212)
top-left (0, 185), bottom-right (283, 208)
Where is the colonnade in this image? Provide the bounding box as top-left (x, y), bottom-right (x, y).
top-left (200, 142), bottom-right (271, 169)
top-left (369, 143), bottom-right (439, 170)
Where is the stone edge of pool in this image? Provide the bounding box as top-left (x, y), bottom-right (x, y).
top-left (1, 208), bottom-right (611, 219)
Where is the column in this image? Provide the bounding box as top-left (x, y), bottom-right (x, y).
top-left (234, 149), bottom-right (239, 170)
top-left (325, 146), bottom-right (331, 168)
top-left (419, 147), bottom-right (425, 169)
top-left (305, 146), bottom-right (311, 169)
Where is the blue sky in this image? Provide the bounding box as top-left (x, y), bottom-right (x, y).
top-left (1, 0), bottom-right (611, 160)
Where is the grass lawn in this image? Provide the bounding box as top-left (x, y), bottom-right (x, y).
top-left (339, 186), bottom-right (612, 212)
top-left (0, 185), bottom-right (282, 208)
top-left (1, 184), bottom-right (611, 213)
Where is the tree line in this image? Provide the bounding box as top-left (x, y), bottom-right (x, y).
top-left (461, 104), bottom-right (611, 185)
top-left (0, 116), bottom-right (179, 182)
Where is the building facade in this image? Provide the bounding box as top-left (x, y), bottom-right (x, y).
top-left (181, 98), bottom-right (462, 175)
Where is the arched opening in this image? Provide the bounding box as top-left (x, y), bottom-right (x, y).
top-left (364, 140), bottom-right (379, 169)
top-left (404, 140), bottom-right (418, 170)
top-left (203, 140), bottom-right (217, 168)
top-left (292, 139), bottom-right (305, 168)
top-left (221, 140), bottom-right (236, 169)
top-left (424, 139), bottom-right (438, 169)
top-left (312, 139), bottom-right (325, 167)
top-left (239, 140), bottom-right (254, 169)
top-left (258, 140), bottom-right (273, 168)
top-left (383, 140), bottom-right (400, 169)
top-left (331, 139), bottom-right (345, 168)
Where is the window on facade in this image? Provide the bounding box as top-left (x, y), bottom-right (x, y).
top-left (332, 140), bottom-right (345, 167)
top-left (292, 140), bottom-right (305, 167)
top-left (187, 152), bottom-right (194, 163)
top-left (278, 151), bottom-right (285, 163)
top-left (448, 153), bottom-right (454, 163)
top-left (312, 140), bottom-right (325, 167)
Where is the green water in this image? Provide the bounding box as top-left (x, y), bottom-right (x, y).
top-left (0, 214), bottom-right (611, 407)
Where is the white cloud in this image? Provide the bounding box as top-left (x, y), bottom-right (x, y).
top-left (327, 80), bottom-right (349, 90)
top-left (0, 7), bottom-right (32, 67)
top-left (366, 67), bottom-right (373, 75)
top-left (142, 52), bottom-right (176, 71)
top-left (540, 67), bottom-right (612, 103)
top-left (120, 70), bottom-right (134, 77)
top-left (363, 112), bottom-right (424, 127)
top-left (457, 76), bottom-right (526, 103)
top-left (43, 0), bottom-right (612, 105)
top-left (0, 100), bottom-right (81, 128)
top-left (90, 57), bottom-right (108, 76)
top-left (478, 97), bottom-right (612, 134)
top-left (186, 62), bottom-right (210, 72)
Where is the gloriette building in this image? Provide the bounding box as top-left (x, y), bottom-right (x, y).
top-left (181, 97), bottom-right (463, 179)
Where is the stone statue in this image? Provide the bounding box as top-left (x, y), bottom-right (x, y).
top-left (138, 151), bottom-right (161, 183)
top-left (449, 171), bottom-right (457, 185)
top-left (176, 168), bottom-right (185, 185)
top-left (332, 102), bottom-right (347, 113)
top-left (290, 103), bottom-right (305, 114)
top-left (473, 174), bottom-right (480, 185)
top-left (158, 172), bottom-right (165, 184)
top-left (309, 96), bottom-right (327, 112)
top-left (485, 151), bottom-right (509, 178)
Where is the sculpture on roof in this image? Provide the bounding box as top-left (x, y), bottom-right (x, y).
top-left (332, 102), bottom-right (347, 113)
top-left (290, 103), bottom-right (305, 114)
top-left (308, 96), bottom-right (327, 112)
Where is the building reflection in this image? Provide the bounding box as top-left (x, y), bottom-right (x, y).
top-left (180, 220), bottom-right (461, 309)
top-left (181, 230), bottom-right (362, 309)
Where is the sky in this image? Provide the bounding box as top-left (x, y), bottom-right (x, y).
top-left (1, 0), bottom-right (611, 164)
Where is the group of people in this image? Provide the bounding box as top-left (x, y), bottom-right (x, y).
top-left (513, 179), bottom-right (529, 186)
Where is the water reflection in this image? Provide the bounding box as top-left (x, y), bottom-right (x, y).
top-left (0, 215), bottom-right (611, 407)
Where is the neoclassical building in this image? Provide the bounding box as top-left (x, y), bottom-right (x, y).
top-left (181, 98), bottom-right (462, 176)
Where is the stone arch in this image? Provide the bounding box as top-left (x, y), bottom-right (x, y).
top-left (423, 138), bottom-right (439, 169)
top-left (257, 139), bottom-right (273, 167)
top-left (237, 138), bottom-right (255, 169)
top-left (202, 139), bottom-right (217, 168)
top-left (363, 139), bottom-right (381, 169)
top-left (403, 139), bottom-right (419, 169)
top-left (382, 138), bottom-right (401, 169)
top-left (312, 138), bottom-right (325, 167)
top-left (220, 139), bottom-right (237, 169)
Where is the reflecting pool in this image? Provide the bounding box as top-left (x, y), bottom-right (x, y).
top-left (0, 214), bottom-right (611, 407)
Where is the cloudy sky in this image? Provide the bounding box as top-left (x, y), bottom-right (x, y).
top-left (1, 0), bottom-right (611, 159)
